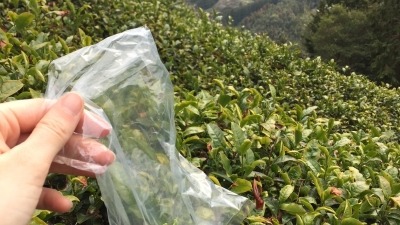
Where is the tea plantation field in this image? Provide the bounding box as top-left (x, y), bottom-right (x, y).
top-left (1, 0), bottom-right (400, 224)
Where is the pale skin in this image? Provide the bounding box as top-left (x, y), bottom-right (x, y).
top-left (0, 92), bottom-right (115, 225)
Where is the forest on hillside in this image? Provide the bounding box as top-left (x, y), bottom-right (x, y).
top-left (185, 0), bottom-right (319, 44)
top-left (304, 0), bottom-right (400, 86)
top-left (186, 0), bottom-right (400, 87)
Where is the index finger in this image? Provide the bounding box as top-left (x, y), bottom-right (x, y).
top-left (14, 93), bottom-right (84, 163)
top-left (0, 98), bottom-right (111, 148)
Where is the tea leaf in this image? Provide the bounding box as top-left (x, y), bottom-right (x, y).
top-left (29, 217), bottom-right (47, 225)
top-left (230, 178), bottom-right (252, 194)
top-left (299, 197), bottom-right (314, 211)
top-left (15, 12), bottom-right (35, 32)
top-left (240, 114), bottom-right (262, 127)
top-left (296, 214), bottom-right (305, 225)
top-left (302, 212), bottom-right (321, 225)
top-left (183, 126), bottom-right (204, 137)
top-left (206, 123), bottom-right (226, 149)
top-left (336, 200), bottom-right (352, 218)
top-left (268, 84), bottom-right (276, 99)
top-left (280, 203), bottom-right (307, 215)
top-left (315, 206), bottom-right (336, 214)
top-left (0, 80), bottom-right (24, 101)
top-left (231, 122), bottom-right (245, 149)
top-left (265, 197), bottom-right (280, 217)
top-left (219, 152), bottom-right (232, 175)
top-left (302, 106), bottom-right (318, 118)
top-left (341, 217), bottom-right (365, 225)
top-left (334, 137), bottom-right (352, 147)
top-left (379, 175), bottom-right (392, 198)
top-left (308, 171), bottom-right (323, 200)
top-left (279, 185), bottom-right (294, 203)
top-left (208, 175), bottom-right (221, 186)
top-left (238, 139), bottom-right (252, 156)
top-left (218, 94), bottom-right (231, 106)
top-left (390, 196), bottom-right (400, 207)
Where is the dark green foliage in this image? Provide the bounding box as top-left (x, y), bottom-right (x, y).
top-left (186, 0), bottom-right (218, 9)
top-left (243, 0), bottom-right (320, 44)
top-left (1, 0), bottom-right (400, 224)
top-left (304, 0), bottom-right (400, 86)
top-left (218, 0), bottom-right (271, 25)
top-left (368, 0), bottom-right (400, 85)
top-left (321, 0), bottom-right (371, 9)
top-left (304, 5), bottom-right (373, 75)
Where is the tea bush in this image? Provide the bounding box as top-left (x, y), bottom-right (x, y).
top-left (1, 0), bottom-right (400, 224)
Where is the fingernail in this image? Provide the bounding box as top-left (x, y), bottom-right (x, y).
top-left (107, 151), bottom-right (116, 164)
top-left (66, 200), bottom-right (74, 212)
top-left (100, 145), bottom-right (116, 164)
top-left (67, 200), bottom-right (73, 208)
top-left (61, 93), bottom-right (83, 115)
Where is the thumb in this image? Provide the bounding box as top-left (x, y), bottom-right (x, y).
top-left (20, 92), bottom-right (84, 163)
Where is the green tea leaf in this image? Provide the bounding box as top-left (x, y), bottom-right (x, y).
top-left (268, 84), bottom-right (276, 99)
top-left (29, 0), bottom-right (40, 16)
top-left (295, 124), bottom-right (303, 145)
top-left (336, 200), bottom-right (352, 218)
top-left (183, 126), bottom-right (204, 137)
top-left (0, 80), bottom-right (24, 101)
top-left (29, 217), bottom-right (47, 225)
top-left (265, 197), bottom-right (280, 217)
top-left (27, 67), bottom-right (45, 82)
top-left (280, 172), bottom-right (291, 185)
top-left (279, 185), bottom-right (294, 203)
top-left (303, 158), bottom-right (321, 174)
top-left (302, 212), bottom-right (321, 225)
top-left (231, 122), bottom-right (245, 149)
top-left (299, 197), bottom-right (314, 211)
top-left (219, 152), bottom-right (232, 175)
top-left (341, 217), bottom-right (365, 225)
top-left (240, 114), bottom-right (262, 127)
top-left (213, 79), bottom-right (225, 90)
top-left (246, 215), bottom-right (270, 223)
top-left (315, 206), bottom-right (336, 214)
top-left (379, 175), bottom-right (392, 198)
top-left (302, 106), bottom-right (318, 118)
top-left (218, 94), bottom-right (231, 106)
top-left (15, 12), bottom-right (35, 32)
top-left (280, 203), bottom-right (307, 215)
top-left (345, 181), bottom-right (370, 197)
top-left (208, 175), bottom-right (221, 186)
top-left (249, 160), bottom-right (266, 170)
top-left (308, 171), bottom-right (324, 200)
top-left (390, 196), bottom-right (400, 207)
top-left (238, 139), bottom-right (252, 156)
top-left (296, 214), bottom-right (305, 225)
top-left (175, 100), bottom-right (197, 113)
top-left (66, 0), bottom-right (76, 15)
top-left (11, 0), bottom-right (19, 8)
top-left (230, 178), bottom-right (252, 194)
top-left (334, 137), bottom-right (352, 148)
top-left (273, 154), bottom-right (295, 165)
top-left (64, 195), bottom-right (80, 202)
top-left (206, 123), bottom-right (226, 149)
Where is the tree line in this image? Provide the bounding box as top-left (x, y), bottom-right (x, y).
top-left (304, 0), bottom-right (400, 86)
top-left (186, 0), bottom-right (400, 86)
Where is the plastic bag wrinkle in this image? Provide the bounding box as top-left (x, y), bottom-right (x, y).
top-left (45, 27), bottom-right (252, 225)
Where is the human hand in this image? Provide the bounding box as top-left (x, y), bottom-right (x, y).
top-left (0, 92), bottom-right (115, 225)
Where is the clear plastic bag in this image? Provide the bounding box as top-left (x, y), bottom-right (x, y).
top-left (45, 27), bottom-right (252, 225)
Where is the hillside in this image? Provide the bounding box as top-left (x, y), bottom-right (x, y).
top-left (1, 0), bottom-right (400, 224)
top-left (239, 0), bottom-right (320, 44)
top-left (186, 0), bottom-right (320, 45)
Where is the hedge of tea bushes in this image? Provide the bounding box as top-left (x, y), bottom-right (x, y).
top-left (1, 0), bottom-right (400, 224)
